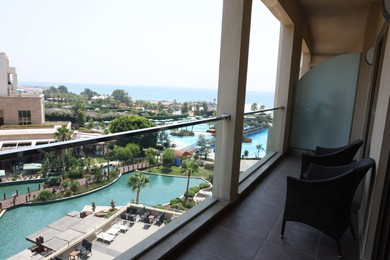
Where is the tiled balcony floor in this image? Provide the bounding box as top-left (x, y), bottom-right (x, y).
top-left (166, 153), bottom-right (360, 260)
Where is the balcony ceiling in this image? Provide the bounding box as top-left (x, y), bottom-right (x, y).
top-left (296, 0), bottom-right (378, 65)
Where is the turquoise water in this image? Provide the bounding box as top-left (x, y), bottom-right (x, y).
top-left (0, 173), bottom-right (205, 259)
top-left (0, 181), bottom-right (44, 199)
top-left (170, 126), bottom-right (268, 158)
top-left (242, 130), bottom-right (268, 158)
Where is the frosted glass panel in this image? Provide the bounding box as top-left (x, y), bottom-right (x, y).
top-left (290, 53), bottom-right (360, 150)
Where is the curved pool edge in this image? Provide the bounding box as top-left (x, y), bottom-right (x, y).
top-left (3, 171), bottom-right (132, 211)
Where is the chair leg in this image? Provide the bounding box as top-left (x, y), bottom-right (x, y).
top-left (336, 239), bottom-right (343, 259)
top-left (280, 217), bottom-right (286, 238)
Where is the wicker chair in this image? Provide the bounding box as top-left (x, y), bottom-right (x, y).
top-left (281, 157), bottom-right (375, 258)
top-left (300, 139), bottom-right (363, 179)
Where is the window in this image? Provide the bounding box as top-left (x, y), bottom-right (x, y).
top-left (18, 110), bottom-right (31, 125)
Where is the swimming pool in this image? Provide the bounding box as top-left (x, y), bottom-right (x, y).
top-left (0, 180), bottom-right (44, 199)
top-left (170, 126), bottom-right (268, 158)
top-left (0, 172), bottom-right (205, 259)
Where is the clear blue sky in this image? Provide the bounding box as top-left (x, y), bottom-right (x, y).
top-left (0, 0), bottom-right (279, 91)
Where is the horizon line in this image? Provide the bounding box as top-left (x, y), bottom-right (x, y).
top-left (19, 81), bottom-right (275, 93)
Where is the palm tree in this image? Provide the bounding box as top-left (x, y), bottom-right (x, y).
top-left (256, 144), bottom-right (265, 158)
top-left (181, 157), bottom-right (199, 202)
top-left (127, 172), bottom-right (150, 204)
top-left (54, 125), bottom-right (72, 142)
top-left (54, 125), bottom-right (72, 176)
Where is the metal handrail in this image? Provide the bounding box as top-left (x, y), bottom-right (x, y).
top-left (0, 106), bottom-right (285, 160)
top-left (243, 106), bottom-right (284, 116)
top-left (0, 115), bottom-right (230, 160)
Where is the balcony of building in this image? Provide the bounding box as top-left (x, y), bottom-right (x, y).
top-left (0, 0), bottom-right (389, 259)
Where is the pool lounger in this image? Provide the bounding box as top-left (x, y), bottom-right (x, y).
top-left (113, 220), bottom-right (129, 233)
top-left (96, 230), bottom-right (115, 244)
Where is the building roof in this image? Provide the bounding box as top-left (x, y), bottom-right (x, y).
top-left (175, 150), bottom-right (192, 158)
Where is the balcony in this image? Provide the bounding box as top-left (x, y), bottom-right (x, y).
top-left (165, 153), bottom-right (360, 260)
top-left (0, 1), bottom-right (389, 259)
top-left (0, 108), bottom-right (292, 259)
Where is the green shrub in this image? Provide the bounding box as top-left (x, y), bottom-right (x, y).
top-left (70, 180), bottom-right (80, 191)
top-left (64, 190), bottom-right (72, 197)
top-left (171, 202), bottom-right (185, 210)
top-left (67, 170), bottom-right (83, 179)
top-left (189, 186), bottom-right (200, 193)
top-left (110, 169), bottom-right (119, 179)
top-left (185, 189), bottom-right (196, 198)
top-left (199, 183), bottom-right (210, 189)
top-left (170, 198), bottom-right (182, 205)
top-left (36, 190), bottom-right (55, 202)
top-left (184, 200), bottom-right (196, 208)
top-left (47, 176), bottom-right (60, 187)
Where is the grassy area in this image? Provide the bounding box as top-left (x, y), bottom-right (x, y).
top-left (147, 165), bottom-right (212, 178)
top-left (94, 157), bottom-right (108, 164)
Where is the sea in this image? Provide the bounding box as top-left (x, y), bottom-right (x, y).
top-left (20, 82), bottom-right (275, 108)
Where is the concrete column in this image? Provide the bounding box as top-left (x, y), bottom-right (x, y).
top-left (214, 0), bottom-right (252, 202)
top-left (269, 23), bottom-right (302, 153)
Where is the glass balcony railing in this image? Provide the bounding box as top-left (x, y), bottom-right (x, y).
top-left (239, 106), bottom-right (284, 180)
top-left (0, 107), bottom-right (284, 259)
top-left (0, 115), bottom-right (229, 259)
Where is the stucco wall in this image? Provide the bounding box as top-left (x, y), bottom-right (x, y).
top-left (0, 95), bottom-right (45, 125)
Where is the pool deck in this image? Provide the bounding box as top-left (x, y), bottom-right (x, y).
top-left (89, 218), bottom-right (166, 259)
top-left (10, 204), bottom-right (179, 259)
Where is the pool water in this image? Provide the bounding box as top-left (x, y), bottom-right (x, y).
top-left (242, 130), bottom-right (268, 158)
top-left (0, 181), bottom-right (44, 199)
top-left (170, 126), bottom-right (268, 158)
top-left (0, 172), bottom-right (205, 259)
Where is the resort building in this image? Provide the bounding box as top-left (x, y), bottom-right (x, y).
top-left (0, 53), bottom-right (45, 126)
top-left (1, 1), bottom-right (390, 259)
top-left (0, 53), bottom-right (72, 153)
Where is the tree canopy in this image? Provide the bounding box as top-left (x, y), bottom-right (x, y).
top-left (111, 89), bottom-right (132, 107)
top-left (109, 115), bottom-right (157, 148)
top-left (127, 172), bottom-right (150, 204)
top-left (54, 125), bottom-right (72, 142)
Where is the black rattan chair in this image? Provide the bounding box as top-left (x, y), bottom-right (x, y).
top-left (300, 139), bottom-right (363, 179)
top-left (281, 157), bottom-right (375, 258)
top-left (155, 212), bottom-right (165, 226)
top-left (77, 239), bottom-right (92, 258)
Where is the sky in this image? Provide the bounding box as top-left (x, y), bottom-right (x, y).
top-left (0, 0), bottom-right (280, 92)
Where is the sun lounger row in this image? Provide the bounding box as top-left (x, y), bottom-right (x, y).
top-left (96, 219), bottom-right (130, 244)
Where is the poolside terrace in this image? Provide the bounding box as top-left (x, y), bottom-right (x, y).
top-left (10, 204), bottom-right (181, 259)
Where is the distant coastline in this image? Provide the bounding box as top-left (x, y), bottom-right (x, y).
top-left (20, 81), bottom-right (275, 108)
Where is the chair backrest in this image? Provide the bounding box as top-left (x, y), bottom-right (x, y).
top-left (314, 139), bottom-right (363, 155)
top-left (301, 139), bottom-right (364, 176)
top-left (85, 241), bottom-right (92, 251)
top-left (286, 157), bottom-right (375, 239)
